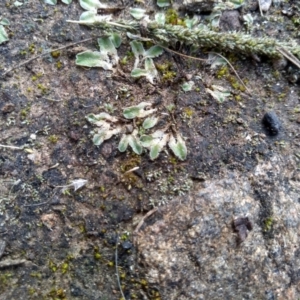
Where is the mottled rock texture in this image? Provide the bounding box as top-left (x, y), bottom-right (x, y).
top-left (136, 154), bottom-right (300, 300)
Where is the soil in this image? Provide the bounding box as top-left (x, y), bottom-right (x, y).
top-left (0, 1), bottom-right (299, 300)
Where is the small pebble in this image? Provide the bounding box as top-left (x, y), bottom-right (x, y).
top-left (259, 0), bottom-right (272, 12)
top-left (233, 217), bottom-right (253, 243)
top-left (262, 112), bottom-right (281, 136)
top-left (122, 241), bottom-right (133, 250)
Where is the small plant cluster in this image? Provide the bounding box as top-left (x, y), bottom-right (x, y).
top-left (86, 102), bottom-right (187, 161)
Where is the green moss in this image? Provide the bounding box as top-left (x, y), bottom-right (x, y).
top-left (28, 287), bottom-right (36, 296)
top-left (183, 107), bottom-right (194, 118)
top-left (120, 155), bottom-right (142, 189)
top-left (20, 106), bottom-right (31, 120)
top-left (20, 50), bottom-right (27, 55)
top-left (37, 83), bottom-right (49, 94)
top-left (228, 75), bottom-right (246, 92)
top-left (30, 272), bottom-right (42, 279)
top-left (94, 246), bottom-right (101, 260)
top-left (107, 261), bottom-right (114, 267)
top-left (235, 95), bottom-right (242, 101)
top-left (29, 43), bottom-right (35, 54)
top-left (49, 260), bottom-right (58, 272)
top-left (56, 61), bottom-right (62, 69)
top-left (79, 223), bottom-right (86, 233)
top-left (48, 135), bottom-right (58, 144)
top-left (291, 16), bottom-right (300, 26)
top-left (165, 9), bottom-right (178, 24)
top-left (47, 287), bottom-right (66, 300)
top-left (216, 65), bottom-right (229, 78)
top-left (263, 217), bottom-right (274, 232)
top-left (0, 272), bottom-right (13, 289)
top-left (61, 262), bottom-right (69, 274)
top-left (156, 62), bottom-right (177, 83)
top-left (165, 9), bottom-right (182, 25)
top-left (120, 56), bottom-right (128, 65)
top-left (51, 50), bottom-right (61, 58)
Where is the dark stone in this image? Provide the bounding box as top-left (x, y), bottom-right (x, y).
top-left (232, 217), bottom-right (253, 243)
top-left (220, 10), bottom-right (241, 32)
top-left (122, 241), bottom-right (133, 250)
top-left (262, 112), bottom-right (281, 136)
top-left (70, 284), bottom-right (83, 297)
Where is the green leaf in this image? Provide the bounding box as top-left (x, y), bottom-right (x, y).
top-left (184, 16), bottom-right (199, 29)
top-left (155, 12), bottom-right (165, 25)
top-left (150, 144), bottom-right (161, 160)
top-left (228, 0), bottom-right (245, 9)
top-left (118, 134), bottom-right (129, 152)
top-left (62, 0), bottom-right (73, 4)
top-left (123, 102), bottom-right (154, 119)
top-left (206, 85), bottom-right (231, 103)
top-left (142, 116), bottom-right (158, 129)
top-left (128, 134), bottom-right (143, 155)
top-left (140, 135), bottom-right (154, 148)
top-left (79, 0), bottom-right (105, 11)
top-left (144, 58), bottom-right (159, 84)
top-left (93, 133), bottom-right (105, 146)
top-left (181, 81), bottom-right (194, 92)
top-left (123, 106), bottom-right (141, 119)
top-left (78, 11), bottom-right (112, 25)
top-left (98, 36), bottom-right (119, 64)
top-left (130, 41), bottom-right (145, 56)
top-left (86, 112), bottom-right (118, 123)
top-left (75, 51), bottom-right (112, 70)
top-left (131, 68), bottom-right (148, 78)
top-left (110, 33), bottom-right (122, 48)
top-left (43, 0), bottom-right (57, 4)
top-left (0, 25), bottom-right (9, 44)
top-left (144, 46), bottom-right (164, 59)
top-left (130, 8), bottom-right (146, 20)
top-left (157, 0), bottom-right (170, 8)
top-left (168, 134), bottom-right (187, 161)
top-left (148, 132), bottom-right (169, 160)
top-left (0, 18), bottom-right (10, 26)
top-left (130, 40), bottom-right (145, 68)
top-left (126, 32), bottom-right (152, 41)
top-left (98, 36), bottom-right (115, 53)
top-left (79, 10), bottom-right (96, 21)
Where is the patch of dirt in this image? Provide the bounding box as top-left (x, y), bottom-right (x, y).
top-left (0, 1), bottom-right (300, 299)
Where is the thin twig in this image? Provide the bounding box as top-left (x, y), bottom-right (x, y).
top-left (276, 46), bottom-right (300, 69)
top-left (157, 45), bottom-right (249, 93)
top-left (115, 235), bottom-right (126, 300)
top-left (209, 51), bottom-right (250, 93)
top-left (2, 37), bottom-right (93, 76)
top-left (158, 44), bottom-right (207, 62)
top-left (0, 144), bottom-right (24, 150)
top-left (133, 207), bottom-right (158, 235)
top-left (0, 259), bottom-right (28, 268)
top-left (24, 200), bottom-right (52, 207)
top-left (257, 0), bottom-right (264, 17)
top-left (43, 97), bottom-right (65, 102)
top-left (124, 167), bottom-right (139, 175)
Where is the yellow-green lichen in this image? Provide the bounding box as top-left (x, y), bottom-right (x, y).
top-left (51, 50), bottom-right (61, 58)
top-left (263, 217), bottom-right (274, 232)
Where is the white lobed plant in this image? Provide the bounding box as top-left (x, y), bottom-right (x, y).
top-left (43, 0), bottom-right (72, 5)
top-left (75, 33), bottom-right (122, 70)
top-left (86, 103), bottom-right (187, 161)
top-left (0, 17), bottom-right (9, 44)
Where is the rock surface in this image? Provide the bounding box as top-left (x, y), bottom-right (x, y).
top-left (136, 154), bottom-right (300, 299)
